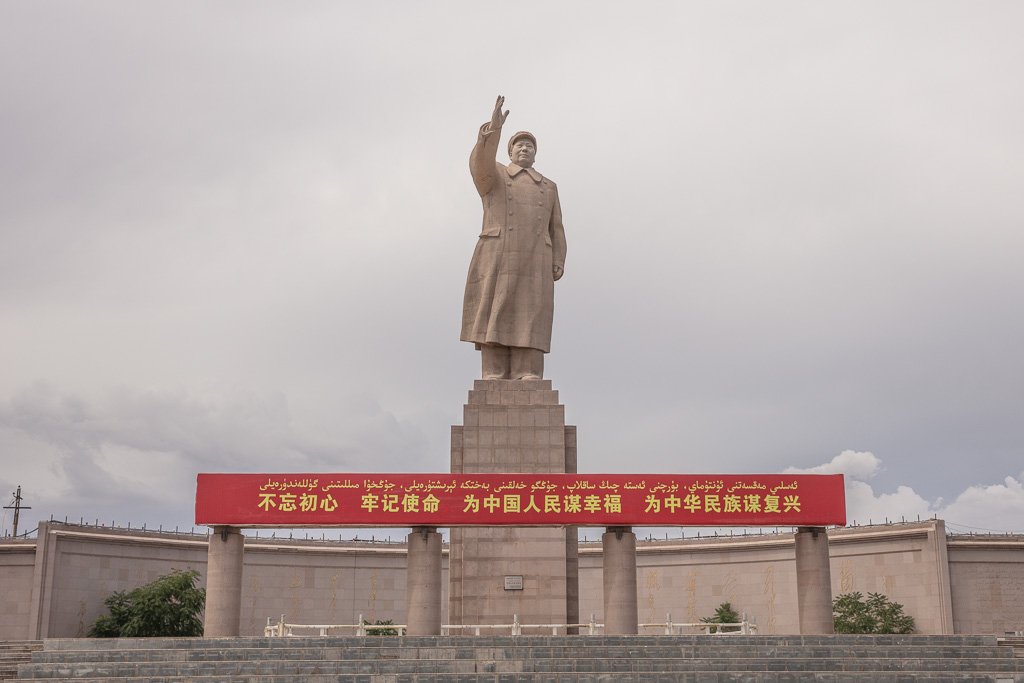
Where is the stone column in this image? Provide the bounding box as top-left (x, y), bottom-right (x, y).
top-left (406, 526), bottom-right (442, 635)
top-left (602, 526), bottom-right (638, 635)
top-left (794, 526), bottom-right (834, 634)
top-left (203, 525), bottom-right (244, 637)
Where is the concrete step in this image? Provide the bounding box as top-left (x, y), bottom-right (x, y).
top-left (1001, 638), bottom-right (1024, 658)
top-left (8, 674), bottom-right (1024, 683)
top-left (13, 636), bottom-right (1024, 682)
top-left (36, 634), bottom-right (1003, 650)
top-left (0, 642), bottom-right (44, 682)
top-left (24, 644), bottom-right (1019, 664)
top-left (15, 657), bottom-right (1024, 677)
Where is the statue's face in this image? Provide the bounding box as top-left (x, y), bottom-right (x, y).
top-left (510, 138), bottom-right (536, 168)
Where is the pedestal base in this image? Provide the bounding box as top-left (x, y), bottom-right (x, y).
top-left (449, 380), bottom-right (578, 629)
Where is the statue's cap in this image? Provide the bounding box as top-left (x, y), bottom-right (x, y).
top-left (507, 131), bottom-right (537, 157)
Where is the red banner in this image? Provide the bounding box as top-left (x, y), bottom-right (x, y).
top-left (195, 473), bottom-right (845, 527)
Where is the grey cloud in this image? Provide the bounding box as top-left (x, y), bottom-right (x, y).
top-left (0, 384), bottom-right (428, 529)
top-left (1, 1), bottom-right (1022, 531)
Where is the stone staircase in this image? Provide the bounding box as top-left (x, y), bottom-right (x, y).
top-left (11, 635), bottom-right (1024, 682)
top-left (1002, 636), bottom-right (1024, 658)
top-left (0, 642), bottom-right (43, 681)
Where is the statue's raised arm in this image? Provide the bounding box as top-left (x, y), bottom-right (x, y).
top-left (470, 96), bottom-right (508, 197)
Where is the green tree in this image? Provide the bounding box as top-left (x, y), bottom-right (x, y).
top-left (88, 569), bottom-right (206, 638)
top-left (700, 601), bottom-right (742, 633)
top-left (832, 592), bottom-right (915, 634)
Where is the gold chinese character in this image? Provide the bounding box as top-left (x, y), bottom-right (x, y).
top-left (279, 494), bottom-right (297, 512)
top-left (483, 494), bottom-right (500, 512)
top-left (523, 495), bottom-right (541, 513)
top-left (704, 495), bottom-right (721, 513)
top-left (723, 495), bottom-right (741, 513)
top-left (402, 494), bottom-right (421, 512)
top-left (422, 494), bottom-right (440, 513)
top-left (503, 494), bottom-right (521, 513)
top-left (743, 494), bottom-right (761, 513)
top-left (257, 493), bottom-right (276, 511)
top-left (643, 495), bottom-right (661, 513)
top-left (682, 494), bottom-right (700, 513)
top-left (583, 495), bottom-right (601, 513)
top-left (320, 494), bottom-right (338, 512)
top-left (603, 494), bottom-right (622, 514)
top-left (382, 494), bottom-right (400, 513)
top-left (544, 495), bottom-right (561, 513)
top-left (783, 494), bottom-right (800, 512)
top-left (299, 494), bottom-right (318, 512)
top-left (564, 494), bottom-right (582, 513)
top-left (463, 494), bottom-right (480, 513)
top-left (764, 495), bottom-right (781, 513)
top-left (360, 493), bottom-right (379, 512)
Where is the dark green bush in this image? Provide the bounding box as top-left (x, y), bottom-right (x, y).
top-left (833, 591), bottom-right (915, 634)
top-left (88, 569), bottom-right (205, 637)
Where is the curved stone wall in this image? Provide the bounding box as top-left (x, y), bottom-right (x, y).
top-left (2, 519), bottom-right (1021, 638)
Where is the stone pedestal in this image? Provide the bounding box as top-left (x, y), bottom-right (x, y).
top-left (203, 525), bottom-right (244, 637)
top-left (795, 526), bottom-right (834, 634)
top-left (406, 527), bottom-right (442, 635)
top-left (449, 379), bottom-right (579, 630)
top-left (602, 526), bottom-right (638, 635)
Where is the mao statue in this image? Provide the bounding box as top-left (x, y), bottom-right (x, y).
top-left (460, 96), bottom-right (568, 380)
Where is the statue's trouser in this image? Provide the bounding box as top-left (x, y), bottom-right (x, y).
top-left (481, 344), bottom-right (544, 379)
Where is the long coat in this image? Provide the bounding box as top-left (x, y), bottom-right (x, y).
top-left (460, 122), bottom-right (567, 353)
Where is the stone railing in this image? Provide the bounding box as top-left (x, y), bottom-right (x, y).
top-left (264, 613), bottom-right (757, 637)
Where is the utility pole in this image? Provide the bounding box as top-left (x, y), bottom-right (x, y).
top-left (3, 486), bottom-right (31, 537)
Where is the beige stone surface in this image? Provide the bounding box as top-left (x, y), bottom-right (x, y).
top-left (828, 520), bottom-right (954, 634)
top-left (449, 379), bottom-right (578, 629)
top-left (0, 539), bottom-right (36, 639)
top-left (580, 532), bottom-right (800, 632)
top-left (602, 528), bottom-right (638, 634)
top-left (236, 538), bottom-right (421, 635)
top-left (794, 526), bottom-right (834, 634)
top-left (948, 535), bottom-right (1024, 634)
top-left (25, 521), bottom-right (209, 638)
top-left (203, 526), bottom-right (244, 637)
top-left (8, 519), bottom-right (1019, 637)
top-left (461, 97), bottom-right (567, 373)
top-left (405, 527), bottom-right (442, 635)
top-left (580, 521), bottom-right (962, 635)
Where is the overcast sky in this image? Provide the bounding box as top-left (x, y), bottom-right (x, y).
top-left (2, 2), bottom-right (1022, 539)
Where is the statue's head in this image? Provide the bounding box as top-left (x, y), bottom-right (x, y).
top-left (507, 131), bottom-right (537, 168)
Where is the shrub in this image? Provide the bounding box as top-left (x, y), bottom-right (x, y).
top-left (88, 569), bottom-right (205, 637)
top-left (832, 591), bottom-right (915, 634)
top-left (362, 618), bottom-right (399, 636)
top-left (700, 601), bottom-right (742, 633)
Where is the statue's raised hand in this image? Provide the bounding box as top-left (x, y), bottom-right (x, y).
top-left (490, 95), bottom-right (509, 130)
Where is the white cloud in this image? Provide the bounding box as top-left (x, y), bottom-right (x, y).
top-left (787, 450), bottom-right (1024, 533)
top-left (784, 450), bottom-right (881, 481)
top-left (940, 476), bottom-right (1024, 533)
